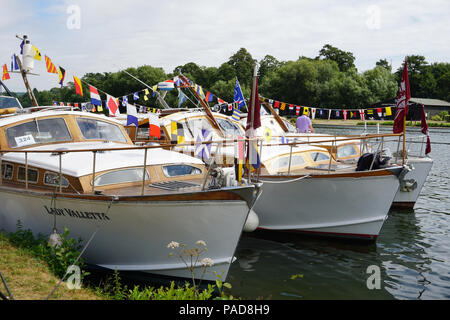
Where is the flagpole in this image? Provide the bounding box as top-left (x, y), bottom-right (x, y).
top-left (15, 55), bottom-right (39, 107)
top-left (247, 64), bottom-right (258, 182)
top-left (120, 69), bottom-right (170, 109)
top-left (402, 113), bottom-right (406, 165)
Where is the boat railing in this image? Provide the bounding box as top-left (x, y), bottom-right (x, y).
top-left (0, 132), bottom-right (404, 191)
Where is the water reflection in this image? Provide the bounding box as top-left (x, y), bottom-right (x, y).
top-left (228, 126), bottom-right (450, 300)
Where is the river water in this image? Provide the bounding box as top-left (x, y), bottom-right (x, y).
top-left (227, 125), bottom-right (450, 300)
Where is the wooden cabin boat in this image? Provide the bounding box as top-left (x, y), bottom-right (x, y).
top-left (123, 109), bottom-right (405, 241)
top-left (244, 111), bottom-right (433, 210)
top-left (0, 109), bottom-right (258, 282)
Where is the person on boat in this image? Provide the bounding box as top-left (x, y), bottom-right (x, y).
top-left (296, 110), bottom-right (314, 133)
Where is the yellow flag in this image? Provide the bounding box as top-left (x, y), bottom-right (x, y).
top-left (263, 127), bottom-right (272, 143)
top-left (385, 107), bottom-right (392, 116)
top-left (32, 45), bottom-right (41, 61)
top-left (280, 103), bottom-right (286, 111)
top-left (97, 105), bottom-right (103, 112)
top-left (303, 107), bottom-right (309, 115)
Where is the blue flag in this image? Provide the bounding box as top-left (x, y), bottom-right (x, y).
top-left (233, 78), bottom-right (246, 110)
top-left (133, 92), bottom-right (139, 100)
top-left (11, 54), bottom-right (19, 71)
top-left (178, 89), bottom-right (187, 108)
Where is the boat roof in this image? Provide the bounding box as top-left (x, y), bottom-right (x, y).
top-left (2, 141), bottom-right (203, 177)
top-left (260, 144), bottom-right (329, 162)
top-left (0, 110), bottom-right (123, 127)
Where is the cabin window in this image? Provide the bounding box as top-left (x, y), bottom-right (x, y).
top-left (1, 163), bottom-right (14, 180)
top-left (162, 165), bottom-right (202, 177)
top-left (76, 118), bottom-right (127, 143)
top-left (17, 166), bottom-right (39, 184)
top-left (6, 118), bottom-right (72, 148)
top-left (310, 152), bottom-right (330, 162)
top-left (282, 119), bottom-right (296, 133)
top-left (271, 155), bottom-right (305, 170)
top-left (43, 172), bottom-right (69, 188)
top-left (337, 145), bottom-right (358, 158)
top-left (216, 118), bottom-right (244, 136)
top-left (93, 168), bottom-right (149, 186)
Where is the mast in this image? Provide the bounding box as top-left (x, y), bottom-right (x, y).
top-left (260, 100), bottom-right (289, 133)
top-left (14, 35), bottom-right (39, 106)
top-left (121, 69), bottom-right (171, 109)
top-left (177, 73), bottom-right (224, 137)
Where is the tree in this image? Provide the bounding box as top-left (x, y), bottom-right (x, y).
top-left (226, 48), bottom-right (256, 86)
top-left (316, 44), bottom-right (356, 72)
top-left (375, 59), bottom-right (391, 71)
top-left (258, 55), bottom-right (282, 81)
top-left (363, 66), bottom-right (398, 103)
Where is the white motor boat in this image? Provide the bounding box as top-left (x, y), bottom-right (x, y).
top-left (251, 144), bottom-right (405, 240)
top-left (0, 109), bottom-right (258, 282)
top-left (250, 113), bottom-right (433, 210)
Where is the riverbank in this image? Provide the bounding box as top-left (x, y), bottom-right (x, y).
top-left (0, 231), bottom-right (101, 300)
top-left (302, 119), bottom-right (450, 128)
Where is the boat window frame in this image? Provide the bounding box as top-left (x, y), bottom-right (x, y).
top-left (161, 164), bottom-right (203, 178)
top-left (270, 154), bottom-right (306, 171)
top-left (76, 117), bottom-right (128, 143)
top-left (43, 171), bottom-right (70, 188)
top-left (17, 166), bottom-right (39, 184)
top-left (310, 152), bottom-right (330, 162)
top-left (1, 163), bottom-right (14, 180)
top-left (336, 144), bottom-right (358, 158)
top-left (92, 167), bottom-right (150, 187)
top-left (5, 117), bottom-right (73, 149)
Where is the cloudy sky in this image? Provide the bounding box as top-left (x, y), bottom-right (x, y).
top-left (1, 0), bottom-right (449, 92)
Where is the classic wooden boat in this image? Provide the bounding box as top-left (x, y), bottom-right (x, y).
top-left (122, 108), bottom-right (406, 240)
top-left (244, 109), bottom-right (433, 210)
top-left (253, 143), bottom-right (404, 240)
top-left (0, 109), bottom-right (258, 282)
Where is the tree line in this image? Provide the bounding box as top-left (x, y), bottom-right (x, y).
top-left (15, 44), bottom-right (450, 111)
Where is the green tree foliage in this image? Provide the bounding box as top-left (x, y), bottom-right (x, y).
top-left (14, 47), bottom-right (449, 110)
top-left (316, 44), bottom-right (356, 72)
top-left (226, 48), bottom-right (256, 87)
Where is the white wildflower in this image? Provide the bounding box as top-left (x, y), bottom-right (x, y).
top-left (200, 258), bottom-right (214, 267)
top-left (196, 240), bottom-right (207, 247)
top-left (167, 241), bottom-right (180, 249)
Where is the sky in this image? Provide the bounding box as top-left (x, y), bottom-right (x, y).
top-left (1, 0), bottom-right (449, 92)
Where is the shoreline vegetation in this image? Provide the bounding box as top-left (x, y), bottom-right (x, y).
top-left (0, 228), bottom-right (234, 300)
top-left (288, 118), bottom-right (450, 128)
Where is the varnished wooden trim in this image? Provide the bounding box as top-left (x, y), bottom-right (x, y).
top-left (259, 168), bottom-right (395, 179)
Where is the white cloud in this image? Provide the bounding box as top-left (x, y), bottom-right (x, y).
top-left (1, 0), bottom-right (449, 93)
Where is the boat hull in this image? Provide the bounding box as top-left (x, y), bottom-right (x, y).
top-left (391, 157), bottom-right (433, 209)
top-left (0, 186), bottom-right (254, 282)
top-left (254, 170), bottom-right (400, 240)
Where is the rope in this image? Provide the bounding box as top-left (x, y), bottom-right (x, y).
top-left (45, 196), bottom-right (116, 300)
top-left (258, 174), bottom-right (311, 184)
top-left (0, 271), bottom-right (14, 300)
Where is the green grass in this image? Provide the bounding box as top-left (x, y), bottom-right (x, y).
top-left (0, 226), bottom-right (236, 300)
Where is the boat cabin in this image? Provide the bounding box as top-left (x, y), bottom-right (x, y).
top-left (0, 111), bottom-right (207, 195)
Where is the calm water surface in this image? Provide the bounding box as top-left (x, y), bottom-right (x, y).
top-left (227, 125), bottom-right (450, 300)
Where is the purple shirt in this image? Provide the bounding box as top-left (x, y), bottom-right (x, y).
top-left (296, 115), bottom-right (312, 133)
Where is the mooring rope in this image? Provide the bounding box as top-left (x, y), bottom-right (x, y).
top-left (45, 196), bottom-right (116, 300)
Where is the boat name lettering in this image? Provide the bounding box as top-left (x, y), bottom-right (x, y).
top-left (43, 205), bottom-right (110, 221)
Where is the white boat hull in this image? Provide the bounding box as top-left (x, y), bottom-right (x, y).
top-left (0, 187), bottom-right (253, 282)
top-left (254, 171), bottom-right (400, 240)
top-left (392, 157), bottom-right (433, 209)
